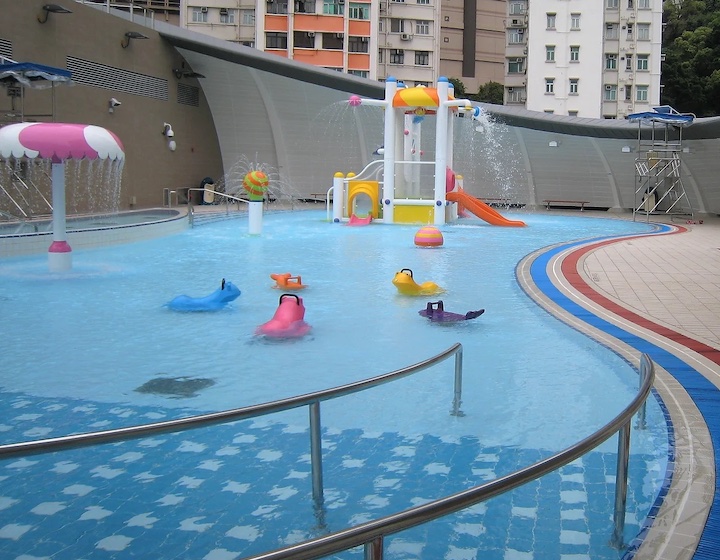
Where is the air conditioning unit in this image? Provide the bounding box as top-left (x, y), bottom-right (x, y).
top-left (523, 47), bottom-right (528, 54)
top-left (605, 84), bottom-right (613, 90)
top-left (308, 32), bottom-right (315, 37)
top-left (336, 33), bottom-right (344, 39)
top-left (508, 87), bottom-right (514, 92)
top-left (200, 6), bottom-right (208, 13)
top-left (511, 18), bottom-right (522, 26)
top-left (400, 33), bottom-right (411, 40)
top-left (219, 7), bottom-right (228, 14)
top-left (360, 36), bottom-right (369, 42)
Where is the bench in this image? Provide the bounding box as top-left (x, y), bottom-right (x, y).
top-left (543, 199), bottom-right (590, 211)
top-left (480, 197), bottom-right (525, 208)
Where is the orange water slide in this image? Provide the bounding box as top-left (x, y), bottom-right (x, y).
top-left (446, 191), bottom-right (526, 227)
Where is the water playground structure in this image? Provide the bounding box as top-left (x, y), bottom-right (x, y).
top-left (256, 293), bottom-right (312, 338)
top-left (331, 77), bottom-right (526, 227)
top-left (0, 122), bottom-right (125, 272)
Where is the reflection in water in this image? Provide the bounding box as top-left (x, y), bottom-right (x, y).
top-left (135, 376), bottom-right (215, 399)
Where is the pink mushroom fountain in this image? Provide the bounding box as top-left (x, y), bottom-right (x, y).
top-left (0, 123), bottom-right (125, 272)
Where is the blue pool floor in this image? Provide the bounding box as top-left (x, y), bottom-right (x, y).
top-left (0, 390), bottom-right (661, 560)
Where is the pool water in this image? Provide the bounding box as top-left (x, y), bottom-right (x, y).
top-left (0, 210), bottom-right (669, 559)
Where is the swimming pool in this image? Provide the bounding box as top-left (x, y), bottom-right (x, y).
top-left (0, 210), bottom-right (669, 559)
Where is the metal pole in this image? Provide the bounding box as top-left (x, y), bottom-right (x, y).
top-left (364, 536), bottom-right (383, 560)
top-left (451, 347), bottom-right (464, 416)
top-left (611, 422), bottom-right (631, 548)
top-left (309, 401), bottom-right (324, 508)
top-left (636, 355), bottom-right (649, 430)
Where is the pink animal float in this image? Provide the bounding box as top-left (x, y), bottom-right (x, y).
top-left (256, 294), bottom-right (311, 338)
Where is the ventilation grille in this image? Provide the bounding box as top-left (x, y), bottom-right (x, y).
top-left (0, 39), bottom-right (13, 61)
top-left (66, 56), bottom-right (168, 100)
top-left (177, 82), bottom-right (199, 107)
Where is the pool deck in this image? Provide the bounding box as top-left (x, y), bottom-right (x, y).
top-left (536, 211), bottom-right (720, 560)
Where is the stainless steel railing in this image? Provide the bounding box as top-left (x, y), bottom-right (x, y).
top-left (0, 343), bottom-right (464, 520)
top-left (243, 354), bottom-right (656, 560)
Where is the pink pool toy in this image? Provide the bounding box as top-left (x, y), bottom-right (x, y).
top-left (0, 122), bottom-right (125, 272)
top-left (256, 294), bottom-right (312, 338)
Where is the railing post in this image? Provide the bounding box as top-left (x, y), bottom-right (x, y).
top-left (636, 354), bottom-right (650, 430)
top-left (309, 401), bottom-right (324, 508)
top-left (364, 535), bottom-right (384, 559)
top-left (451, 347), bottom-right (464, 416)
top-left (611, 422), bottom-right (631, 548)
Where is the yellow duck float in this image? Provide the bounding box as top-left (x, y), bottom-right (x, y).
top-left (392, 268), bottom-right (445, 296)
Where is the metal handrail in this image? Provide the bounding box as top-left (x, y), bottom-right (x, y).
top-left (0, 343), bottom-right (464, 515)
top-left (243, 354), bottom-right (656, 560)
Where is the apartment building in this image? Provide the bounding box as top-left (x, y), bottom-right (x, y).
top-left (504, 0), bottom-right (663, 118)
top-left (179, 1), bottom-right (503, 89)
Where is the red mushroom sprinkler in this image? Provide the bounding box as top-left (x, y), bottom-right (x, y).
top-left (242, 170), bottom-right (269, 235)
top-left (0, 123), bottom-right (125, 272)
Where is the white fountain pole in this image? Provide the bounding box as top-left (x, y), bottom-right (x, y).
top-left (248, 200), bottom-right (263, 235)
top-left (48, 158), bottom-right (72, 272)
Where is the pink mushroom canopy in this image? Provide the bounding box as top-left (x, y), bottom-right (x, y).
top-left (0, 122), bottom-right (125, 162)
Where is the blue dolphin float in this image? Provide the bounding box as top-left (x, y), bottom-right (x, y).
top-left (166, 278), bottom-right (241, 312)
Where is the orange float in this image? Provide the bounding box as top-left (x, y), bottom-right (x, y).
top-left (270, 273), bottom-right (307, 290)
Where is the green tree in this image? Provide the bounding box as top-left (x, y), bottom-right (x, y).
top-left (448, 78), bottom-right (466, 98)
top-left (662, 0), bottom-right (720, 116)
top-left (475, 81), bottom-right (504, 105)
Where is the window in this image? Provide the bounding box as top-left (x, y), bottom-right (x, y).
top-left (544, 109), bottom-right (555, 114)
top-left (637, 54), bottom-right (649, 70)
top-left (415, 51), bottom-right (429, 65)
top-left (546, 45), bottom-right (555, 62)
top-left (294, 31), bottom-right (315, 48)
top-left (389, 49), bottom-right (404, 64)
top-left (628, 0), bottom-right (634, 8)
top-left (191, 7), bottom-right (208, 22)
top-left (390, 19), bottom-right (405, 33)
top-left (508, 57), bottom-right (524, 74)
top-left (266, 32), bottom-right (288, 49)
top-left (510, 2), bottom-right (525, 14)
top-left (570, 46), bottom-right (580, 62)
top-left (627, 23), bottom-right (633, 38)
top-left (348, 3), bottom-right (369, 19)
top-left (605, 24), bottom-right (618, 39)
top-left (219, 8), bottom-right (236, 23)
top-left (295, 0), bottom-right (316, 13)
top-left (507, 88), bottom-right (523, 103)
top-left (638, 23), bottom-right (650, 40)
top-left (322, 33), bottom-right (344, 49)
top-left (626, 54), bottom-right (633, 70)
top-left (348, 70), bottom-right (369, 77)
top-left (348, 36), bottom-right (369, 53)
top-left (509, 28), bottom-right (524, 43)
top-left (546, 13), bottom-right (556, 29)
top-left (636, 85), bottom-right (648, 101)
top-left (568, 110), bottom-right (579, 117)
top-left (416, 0), bottom-right (430, 4)
top-left (571, 13), bottom-right (580, 30)
top-left (241, 9), bottom-right (255, 25)
top-left (545, 78), bottom-right (555, 94)
top-left (322, 0), bottom-right (344, 15)
top-left (606, 54), bottom-right (617, 70)
top-left (625, 85), bottom-right (632, 101)
top-left (604, 84), bottom-right (617, 101)
top-left (569, 78), bottom-right (579, 94)
top-left (416, 20), bottom-right (430, 35)
top-left (267, 1), bottom-right (288, 14)
top-left (638, 0), bottom-right (650, 8)
top-left (607, 0), bottom-right (618, 8)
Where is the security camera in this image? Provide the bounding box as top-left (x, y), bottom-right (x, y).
top-left (162, 123), bottom-right (175, 137)
top-left (108, 98), bottom-right (122, 113)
